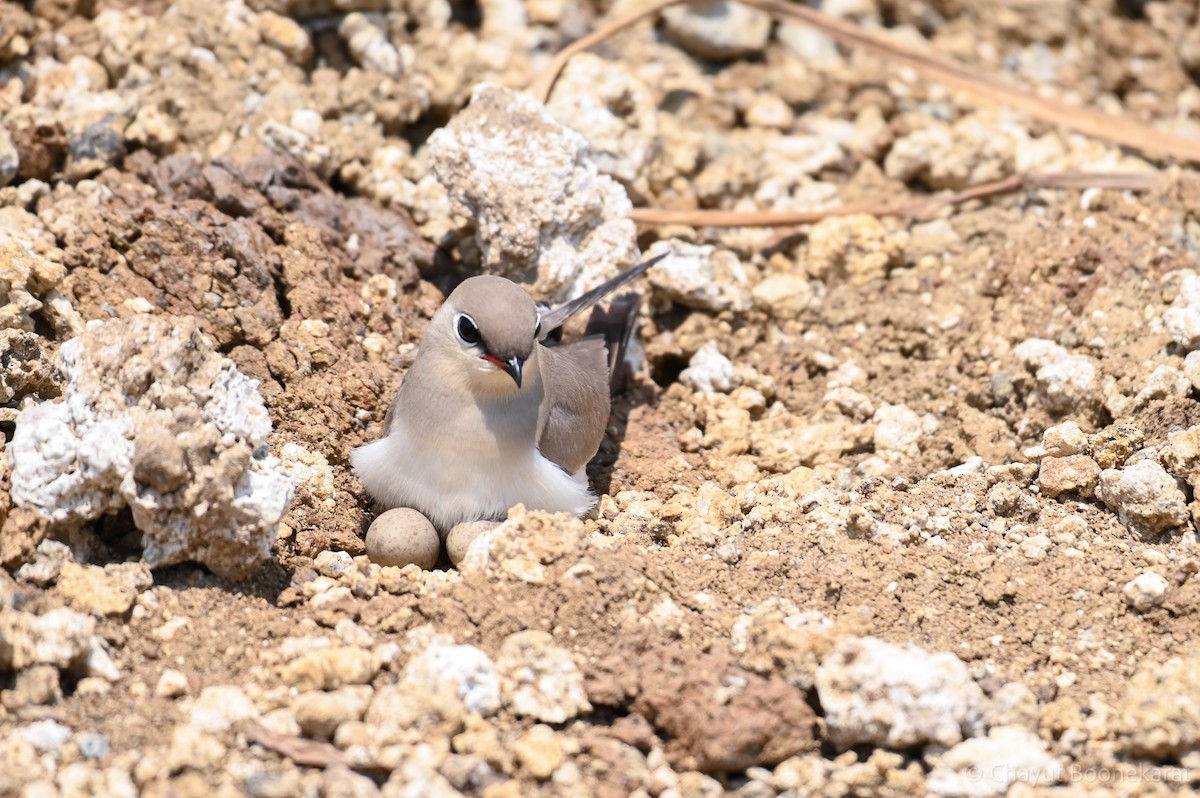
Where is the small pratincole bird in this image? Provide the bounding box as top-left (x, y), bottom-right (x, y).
top-left (351, 254), bottom-right (666, 532)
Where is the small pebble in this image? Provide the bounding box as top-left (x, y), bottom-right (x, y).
top-left (76, 732), bottom-right (111, 760)
top-left (1123, 571), bottom-right (1168, 612)
top-left (366, 508), bottom-right (440, 570)
top-left (446, 520), bottom-right (499, 566)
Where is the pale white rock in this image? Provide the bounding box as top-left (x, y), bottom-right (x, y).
top-left (645, 241), bottom-right (752, 312)
top-left (188, 685), bottom-right (258, 732)
top-left (401, 640), bottom-right (502, 716)
top-left (1135, 365), bottom-right (1191, 405)
top-left (1183, 351), bottom-right (1200, 390)
top-left (15, 539), bottom-right (73, 587)
top-left (0, 208), bottom-right (74, 334)
top-left (279, 442), bottom-right (336, 502)
top-left (744, 94), bottom-right (794, 130)
top-left (313, 550), bottom-right (354, 579)
top-left (751, 274), bottom-right (813, 318)
top-left (339, 13), bottom-right (406, 77)
top-left (873, 404), bottom-right (938, 457)
top-left (927, 726), bottom-right (1064, 797)
top-left (1097, 460), bottom-right (1190, 538)
top-left (260, 118), bottom-right (331, 174)
top-left (824, 386), bottom-right (874, 420)
top-left (982, 682), bottom-right (1040, 731)
top-left (828, 361), bottom-right (867, 389)
top-left (1163, 274), bottom-right (1200, 351)
top-left (1041, 421), bottom-right (1087, 457)
top-left (945, 456), bottom-right (987, 476)
top-left (884, 113), bottom-right (1017, 191)
top-left (85, 639), bottom-right (121, 682)
top-left (496, 630), bottom-right (591, 723)
top-left (662, 0), bottom-right (773, 61)
top-left (5, 607), bottom-right (96, 671)
top-left (155, 668), bottom-right (190, 699)
top-left (0, 126), bottom-right (17, 187)
top-left (761, 134), bottom-right (844, 182)
top-left (546, 53), bottom-right (660, 201)
top-left (777, 22), bottom-right (842, 66)
top-left (1013, 338), bottom-right (1099, 414)
top-left (8, 316), bottom-right (294, 579)
top-left (15, 720), bottom-right (73, 754)
top-left (816, 636), bottom-right (987, 749)
top-left (428, 83), bottom-right (637, 302)
top-left (680, 343), bottom-right (738, 394)
top-left (1123, 571), bottom-right (1169, 612)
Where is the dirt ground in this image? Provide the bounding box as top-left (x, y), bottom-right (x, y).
top-left (4, 0), bottom-right (1200, 796)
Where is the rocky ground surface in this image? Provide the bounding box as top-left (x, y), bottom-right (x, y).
top-left (3, 0), bottom-right (1200, 795)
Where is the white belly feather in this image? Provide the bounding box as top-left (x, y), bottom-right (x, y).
top-left (350, 425), bottom-right (595, 534)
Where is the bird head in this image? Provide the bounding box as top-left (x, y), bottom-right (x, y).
top-left (431, 275), bottom-right (540, 393)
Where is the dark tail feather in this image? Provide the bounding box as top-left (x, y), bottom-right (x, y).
top-left (537, 253), bottom-right (666, 337)
top-left (584, 293), bottom-right (642, 395)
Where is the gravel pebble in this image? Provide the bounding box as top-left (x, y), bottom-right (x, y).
top-left (1037, 455), bottom-right (1101, 498)
top-left (680, 342), bottom-right (738, 394)
top-left (1013, 338), bottom-right (1099, 415)
top-left (661, 0), bottom-right (773, 61)
top-left (1096, 460), bottom-right (1190, 538)
top-left (497, 630), bottom-right (591, 723)
top-left (16, 720), bottom-right (72, 753)
top-left (1163, 273), bottom-right (1200, 351)
top-left (816, 637), bottom-right (986, 749)
top-left (188, 685), bottom-right (258, 732)
top-left (927, 725), bottom-right (1063, 797)
top-left (154, 668), bottom-right (190, 699)
top-left (1123, 571), bottom-right (1168, 612)
top-left (1118, 650), bottom-right (1200, 758)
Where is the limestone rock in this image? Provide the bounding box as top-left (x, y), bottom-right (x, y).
top-left (1123, 571), bottom-right (1168, 612)
top-left (427, 83), bottom-right (637, 302)
top-left (1118, 650), bottom-right (1200, 758)
top-left (1163, 273), bottom-right (1200, 351)
top-left (646, 241), bottom-right (752, 313)
top-left (546, 53), bottom-right (659, 201)
top-left (8, 316), bottom-right (295, 579)
top-left (661, 0), bottom-right (773, 61)
top-left (1097, 460), bottom-right (1189, 539)
top-left (496, 630), bottom-right (590, 723)
top-left (1013, 338), bottom-right (1099, 415)
top-left (816, 636), bottom-right (987, 749)
top-left (927, 726), bottom-right (1063, 797)
top-left (56, 562), bottom-right (151, 617)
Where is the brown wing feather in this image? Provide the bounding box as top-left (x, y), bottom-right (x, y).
top-left (536, 339), bottom-right (611, 474)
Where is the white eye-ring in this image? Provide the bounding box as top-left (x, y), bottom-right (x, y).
top-left (455, 313), bottom-right (481, 345)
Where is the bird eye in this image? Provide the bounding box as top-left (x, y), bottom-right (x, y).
top-left (456, 314), bottom-right (480, 345)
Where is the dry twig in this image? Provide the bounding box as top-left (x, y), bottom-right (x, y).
top-left (740, 0), bottom-right (1200, 164)
top-left (529, 0), bottom-right (1192, 230)
top-left (533, 0), bottom-right (1200, 164)
top-left (629, 171), bottom-right (1164, 228)
top-left (238, 720), bottom-right (351, 769)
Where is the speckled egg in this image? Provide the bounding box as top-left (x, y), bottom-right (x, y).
top-left (365, 508), bottom-right (440, 570)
